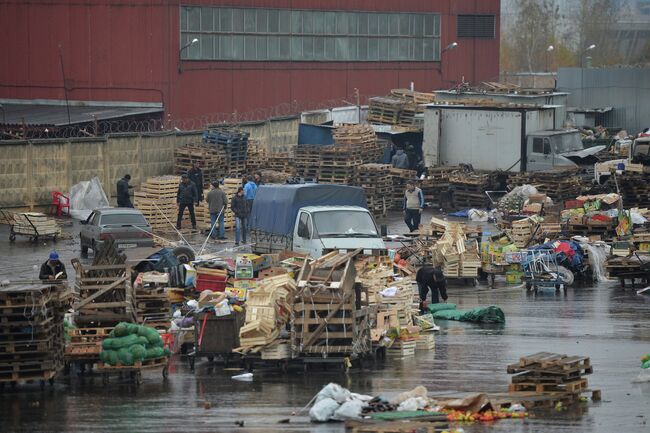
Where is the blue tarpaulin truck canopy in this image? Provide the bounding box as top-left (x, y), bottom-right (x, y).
top-left (248, 184), bottom-right (368, 236)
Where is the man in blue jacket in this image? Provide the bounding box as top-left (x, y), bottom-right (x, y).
top-left (243, 175), bottom-right (258, 212)
top-left (403, 182), bottom-right (424, 232)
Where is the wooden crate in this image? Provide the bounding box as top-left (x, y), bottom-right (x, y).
top-left (387, 340), bottom-right (416, 358)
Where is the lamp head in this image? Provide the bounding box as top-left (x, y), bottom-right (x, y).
top-left (547, 45), bottom-right (554, 52)
top-left (586, 44), bottom-right (596, 51)
top-left (446, 42), bottom-right (458, 50)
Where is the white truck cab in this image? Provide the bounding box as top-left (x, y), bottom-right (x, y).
top-left (292, 206), bottom-right (386, 258)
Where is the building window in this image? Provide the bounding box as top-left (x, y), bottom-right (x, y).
top-left (457, 15), bottom-right (495, 39)
top-left (180, 6), bottom-right (441, 61)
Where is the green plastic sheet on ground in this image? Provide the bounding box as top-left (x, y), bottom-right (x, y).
top-left (369, 411), bottom-right (445, 420)
top-left (99, 322), bottom-right (170, 366)
top-left (427, 303), bottom-right (457, 313)
top-left (429, 304), bottom-right (505, 324)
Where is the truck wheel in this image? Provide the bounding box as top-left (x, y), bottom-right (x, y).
top-left (173, 246), bottom-right (195, 264)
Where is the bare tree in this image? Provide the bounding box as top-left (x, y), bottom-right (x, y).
top-left (569, 0), bottom-right (625, 66)
top-left (505, 0), bottom-right (560, 72)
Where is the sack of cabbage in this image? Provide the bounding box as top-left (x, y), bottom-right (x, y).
top-left (99, 322), bottom-right (171, 366)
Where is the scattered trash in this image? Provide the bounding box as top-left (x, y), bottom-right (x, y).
top-left (232, 373), bottom-right (253, 382)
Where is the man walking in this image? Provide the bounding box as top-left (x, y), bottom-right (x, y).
top-left (403, 182), bottom-right (424, 232)
top-left (416, 266), bottom-right (448, 312)
top-left (187, 161), bottom-right (204, 204)
top-left (116, 174), bottom-right (134, 208)
top-left (206, 181), bottom-right (228, 240)
top-left (243, 175), bottom-right (258, 212)
top-left (232, 186), bottom-right (249, 246)
top-left (176, 174), bottom-right (198, 230)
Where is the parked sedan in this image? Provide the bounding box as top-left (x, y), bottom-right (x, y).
top-left (80, 208), bottom-right (153, 256)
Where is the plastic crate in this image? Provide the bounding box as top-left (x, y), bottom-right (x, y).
top-left (195, 275), bottom-right (228, 292)
top-left (564, 200), bottom-right (585, 209)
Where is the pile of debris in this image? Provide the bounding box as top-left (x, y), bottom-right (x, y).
top-left (508, 169), bottom-right (585, 203)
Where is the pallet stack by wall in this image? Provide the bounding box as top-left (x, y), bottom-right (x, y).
top-left (356, 163), bottom-right (393, 218)
top-left (174, 144), bottom-right (226, 184)
top-left (450, 172), bottom-right (493, 209)
top-left (294, 145), bottom-right (322, 179)
top-left (333, 124), bottom-right (381, 164)
top-left (318, 144), bottom-right (364, 185)
top-left (203, 127), bottom-right (249, 176)
top-left (368, 96), bottom-right (405, 125)
top-left (390, 89), bottom-right (436, 128)
top-left (507, 169), bottom-right (585, 204)
top-left (0, 284), bottom-right (71, 387)
top-left (134, 176), bottom-right (180, 232)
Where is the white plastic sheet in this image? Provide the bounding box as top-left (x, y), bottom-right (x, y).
top-left (69, 176), bottom-right (110, 220)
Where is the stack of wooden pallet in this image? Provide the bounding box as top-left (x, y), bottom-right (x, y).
top-left (450, 172), bottom-right (494, 209)
top-left (508, 352), bottom-right (593, 395)
top-left (174, 144), bottom-right (226, 184)
top-left (333, 124), bottom-right (380, 164)
top-left (237, 274), bottom-right (297, 354)
top-left (10, 212), bottom-right (61, 240)
top-left (508, 169), bottom-right (585, 203)
top-left (65, 327), bottom-right (112, 364)
top-left (368, 96), bottom-right (406, 125)
top-left (294, 145), bottom-right (322, 179)
top-left (0, 284), bottom-right (71, 386)
top-left (71, 241), bottom-right (135, 327)
top-left (318, 144), bottom-right (364, 185)
top-left (419, 166), bottom-right (460, 208)
top-left (203, 127), bottom-right (249, 176)
top-left (244, 141), bottom-right (267, 172)
top-left (135, 285), bottom-right (171, 331)
top-left (266, 152), bottom-right (296, 175)
top-left (292, 250), bottom-right (373, 358)
top-left (221, 177), bottom-right (241, 230)
top-left (607, 173), bottom-right (650, 207)
top-left (134, 176), bottom-right (180, 232)
top-left (390, 168), bottom-right (417, 210)
top-left (510, 218), bottom-right (534, 248)
top-left (355, 163), bottom-right (393, 217)
top-left (390, 89), bottom-right (436, 128)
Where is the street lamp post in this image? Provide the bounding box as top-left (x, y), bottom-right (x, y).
top-left (580, 44), bottom-right (596, 68)
top-left (178, 38), bottom-right (199, 74)
top-left (580, 44), bottom-right (596, 108)
top-left (545, 45), bottom-right (554, 72)
top-left (439, 42), bottom-right (458, 86)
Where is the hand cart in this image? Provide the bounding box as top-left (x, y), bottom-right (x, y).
top-left (522, 249), bottom-right (567, 292)
top-left (1, 209), bottom-right (59, 243)
top-left (188, 310), bottom-right (245, 370)
top-left (97, 356), bottom-right (169, 386)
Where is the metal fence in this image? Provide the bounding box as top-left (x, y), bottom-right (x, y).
top-left (557, 67), bottom-right (650, 134)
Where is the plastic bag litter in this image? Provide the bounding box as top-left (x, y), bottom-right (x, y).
top-left (397, 396), bottom-right (429, 412)
top-left (69, 177), bottom-right (110, 220)
top-left (468, 209), bottom-right (489, 222)
top-left (390, 385), bottom-right (428, 405)
top-left (633, 370), bottom-right (650, 383)
top-left (631, 211), bottom-right (647, 225)
top-left (332, 399), bottom-right (365, 420)
top-left (232, 373), bottom-right (253, 382)
top-left (316, 383), bottom-right (351, 404)
top-left (309, 398), bottom-right (340, 422)
top-left (379, 287), bottom-right (398, 297)
top-left (581, 242), bottom-right (612, 283)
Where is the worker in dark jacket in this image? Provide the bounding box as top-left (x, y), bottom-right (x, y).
top-left (231, 187), bottom-right (249, 246)
top-left (416, 266), bottom-right (447, 312)
top-left (176, 174), bottom-right (198, 230)
top-left (206, 181), bottom-right (228, 240)
top-left (116, 174), bottom-right (133, 208)
top-left (39, 251), bottom-right (67, 283)
top-left (187, 162), bottom-right (204, 204)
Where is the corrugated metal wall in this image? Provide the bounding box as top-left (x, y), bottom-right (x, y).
top-left (557, 67), bottom-right (650, 134)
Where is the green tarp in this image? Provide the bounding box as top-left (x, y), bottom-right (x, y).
top-left (428, 304), bottom-right (505, 324)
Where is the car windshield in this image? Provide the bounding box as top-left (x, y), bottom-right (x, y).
top-left (553, 133), bottom-right (583, 153)
top-left (312, 210), bottom-right (379, 237)
top-left (100, 213), bottom-right (147, 225)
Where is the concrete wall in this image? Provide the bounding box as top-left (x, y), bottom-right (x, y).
top-left (0, 131), bottom-right (202, 209)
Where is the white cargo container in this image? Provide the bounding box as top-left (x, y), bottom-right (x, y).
top-left (423, 104), bottom-right (604, 172)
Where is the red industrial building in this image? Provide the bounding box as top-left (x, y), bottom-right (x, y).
top-left (0, 0), bottom-right (500, 126)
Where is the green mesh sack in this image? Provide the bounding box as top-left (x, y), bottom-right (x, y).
top-left (106, 350), bottom-right (119, 366)
top-left (102, 338), bottom-right (114, 350)
top-left (112, 322), bottom-right (130, 337)
top-left (117, 347), bottom-right (134, 366)
top-left (164, 348), bottom-right (172, 356)
top-left (112, 333), bottom-right (140, 349)
top-left (99, 350), bottom-right (108, 363)
top-left (136, 336), bottom-right (149, 346)
top-left (127, 323), bottom-right (141, 335)
top-left (145, 347), bottom-right (165, 359)
top-left (144, 328), bottom-right (163, 346)
top-left (129, 344), bottom-right (147, 361)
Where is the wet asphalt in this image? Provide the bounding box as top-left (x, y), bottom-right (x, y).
top-left (1, 211), bottom-right (649, 433)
